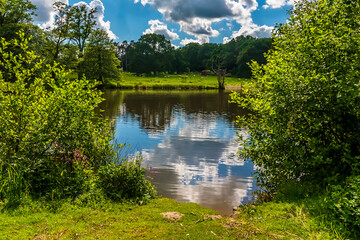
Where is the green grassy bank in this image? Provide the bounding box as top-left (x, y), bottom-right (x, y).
top-left (105, 72), bottom-right (247, 90)
top-left (0, 198), bottom-right (341, 239)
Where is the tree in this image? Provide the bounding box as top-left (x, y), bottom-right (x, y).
top-left (236, 38), bottom-right (272, 78)
top-left (46, 1), bottom-right (72, 62)
top-left (210, 45), bottom-right (227, 89)
top-left (79, 29), bottom-right (121, 84)
top-left (128, 34), bottom-right (174, 74)
top-left (68, 4), bottom-right (96, 56)
top-left (115, 40), bottom-right (134, 72)
top-left (232, 0), bottom-right (360, 192)
top-left (0, 0), bottom-right (36, 27)
top-left (180, 43), bottom-right (201, 72)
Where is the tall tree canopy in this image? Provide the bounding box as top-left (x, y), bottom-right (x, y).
top-left (46, 1), bottom-right (72, 62)
top-left (0, 0), bottom-right (36, 27)
top-left (68, 4), bottom-right (96, 56)
top-left (80, 29), bottom-right (121, 84)
top-left (128, 34), bottom-right (174, 74)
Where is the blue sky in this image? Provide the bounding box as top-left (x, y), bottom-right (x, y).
top-left (32, 0), bottom-right (294, 46)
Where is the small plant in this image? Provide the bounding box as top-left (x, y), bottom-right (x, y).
top-left (97, 156), bottom-right (156, 203)
top-left (329, 176), bottom-right (360, 235)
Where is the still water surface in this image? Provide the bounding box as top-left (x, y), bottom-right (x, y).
top-left (99, 90), bottom-right (255, 215)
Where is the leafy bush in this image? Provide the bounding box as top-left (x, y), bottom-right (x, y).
top-left (97, 157), bottom-right (156, 203)
top-left (329, 176), bottom-right (360, 235)
top-left (232, 0), bottom-right (360, 191)
top-left (0, 31), bottom-right (113, 204)
top-left (231, 0), bottom-right (360, 235)
top-left (0, 32), bottom-right (157, 207)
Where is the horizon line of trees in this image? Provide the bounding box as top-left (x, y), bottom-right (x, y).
top-left (117, 34), bottom-right (272, 79)
top-left (1, 0), bottom-right (272, 83)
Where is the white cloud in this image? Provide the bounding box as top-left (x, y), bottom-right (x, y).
top-left (134, 0), bottom-right (274, 43)
top-left (231, 23), bottom-right (274, 39)
top-left (180, 18), bottom-right (219, 37)
top-left (32, 0), bottom-right (68, 28)
top-left (263, 0), bottom-right (294, 9)
top-left (32, 0), bottom-right (116, 39)
top-left (180, 36), bottom-right (209, 46)
top-left (89, 0), bottom-right (117, 39)
top-left (223, 37), bottom-right (231, 44)
top-left (72, 0), bottom-right (117, 39)
top-left (143, 19), bottom-right (179, 40)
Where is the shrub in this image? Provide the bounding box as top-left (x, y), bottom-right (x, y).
top-left (329, 176), bottom-right (360, 235)
top-left (0, 31), bottom-right (114, 204)
top-left (231, 0), bottom-right (360, 191)
top-left (97, 157), bottom-right (156, 203)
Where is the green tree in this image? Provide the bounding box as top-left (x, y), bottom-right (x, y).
top-left (128, 34), bottom-right (174, 74)
top-left (68, 4), bottom-right (96, 56)
top-left (0, 24), bottom-right (48, 82)
top-left (232, 0), bottom-right (360, 191)
top-left (57, 43), bottom-right (78, 70)
top-left (46, 1), bottom-right (72, 63)
top-left (79, 29), bottom-right (121, 84)
top-left (0, 0), bottom-right (36, 27)
top-left (180, 43), bottom-right (201, 72)
top-left (236, 38), bottom-right (272, 78)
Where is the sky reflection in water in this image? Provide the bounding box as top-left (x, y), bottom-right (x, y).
top-left (100, 90), bottom-right (256, 215)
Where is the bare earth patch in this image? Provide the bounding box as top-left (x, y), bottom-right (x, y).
top-left (204, 214), bottom-right (222, 220)
top-left (161, 212), bottom-right (184, 221)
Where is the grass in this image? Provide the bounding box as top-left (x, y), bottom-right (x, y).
top-left (0, 198), bottom-right (341, 239)
top-left (105, 72), bottom-right (248, 90)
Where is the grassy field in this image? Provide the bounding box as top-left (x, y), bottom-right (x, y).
top-left (105, 72), bottom-right (248, 90)
top-left (0, 198), bottom-right (340, 239)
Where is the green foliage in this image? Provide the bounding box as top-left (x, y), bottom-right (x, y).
top-left (209, 45), bottom-right (228, 89)
top-left (97, 157), bottom-right (156, 203)
top-left (0, 0), bottom-right (36, 27)
top-left (231, 0), bottom-right (360, 234)
top-left (68, 4), bottom-right (96, 55)
top-left (232, 0), bottom-right (360, 189)
top-left (45, 1), bottom-right (72, 63)
top-left (0, 32), bottom-right (157, 207)
top-left (0, 32), bottom-right (113, 204)
top-left (236, 37), bottom-right (272, 78)
top-left (329, 176), bottom-right (360, 236)
top-left (127, 33), bottom-right (174, 75)
top-left (79, 29), bottom-right (121, 84)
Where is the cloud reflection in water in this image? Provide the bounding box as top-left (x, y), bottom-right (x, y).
top-left (100, 90), bottom-right (255, 215)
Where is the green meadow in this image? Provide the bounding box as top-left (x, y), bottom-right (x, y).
top-left (0, 198), bottom-right (338, 240)
top-left (106, 72), bottom-right (248, 90)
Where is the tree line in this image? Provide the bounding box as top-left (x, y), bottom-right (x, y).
top-left (117, 35), bottom-right (272, 78)
top-left (1, 0), bottom-right (272, 86)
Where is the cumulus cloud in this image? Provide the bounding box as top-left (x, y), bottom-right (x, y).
top-left (32, 0), bottom-right (116, 39)
top-left (230, 24), bottom-right (273, 39)
top-left (180, 37), bottom-right (204, 46)
top-left (143, 20), bottom-right (179, 40)
top-left (263, 0), bottom-right (294, 9)
top-left (223, 37), bottom-right (231, 44)
top-left (134, 0), bottom-right (273, 44)
top-left (32, 0), bottom-right (68, 28)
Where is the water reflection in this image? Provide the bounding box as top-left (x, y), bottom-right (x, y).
top-left (99, 90), bottom-right (255, 215)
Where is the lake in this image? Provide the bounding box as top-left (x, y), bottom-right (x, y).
top-left (99, 89), bottom-right (256, 215)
